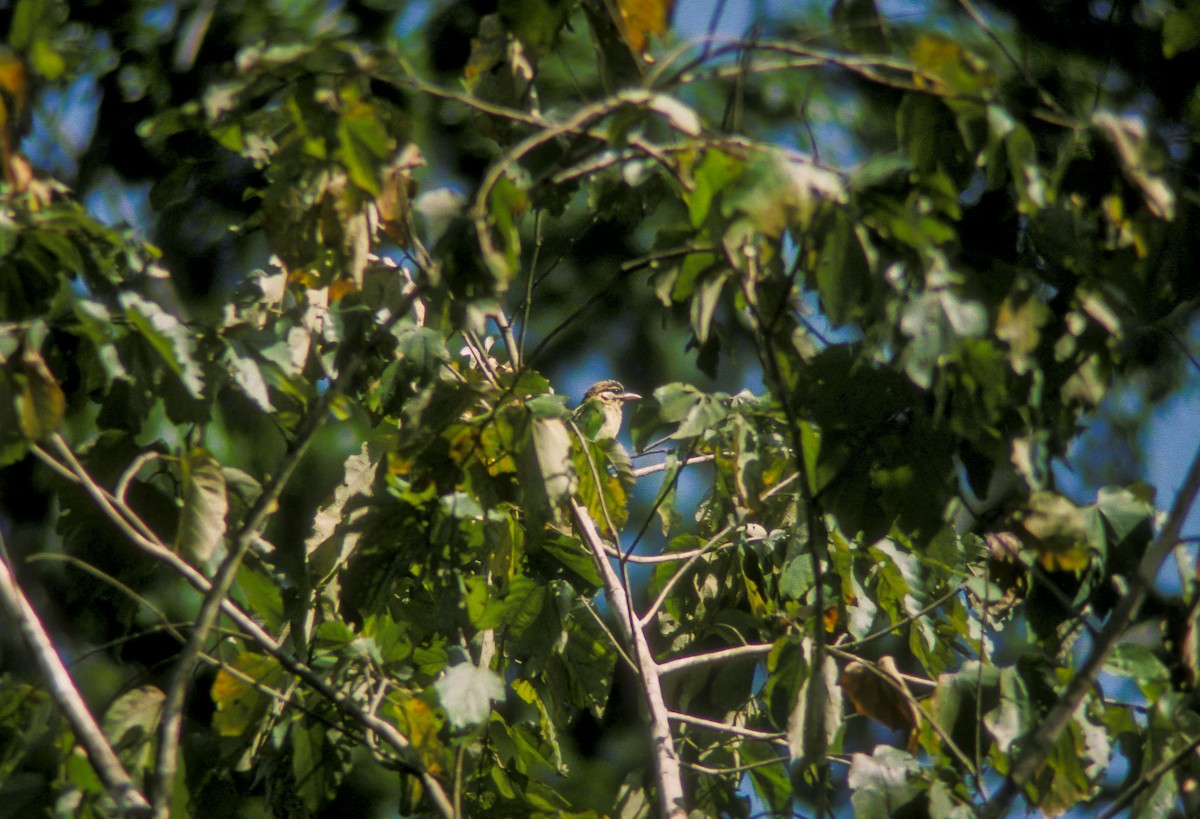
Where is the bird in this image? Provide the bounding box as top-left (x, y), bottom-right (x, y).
top-left (573, 379), bottom-right (641, 441)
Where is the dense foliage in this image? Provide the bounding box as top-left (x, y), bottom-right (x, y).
top-left (4, 0), bottom-right (1200, 816)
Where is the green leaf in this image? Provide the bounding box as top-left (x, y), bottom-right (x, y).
top-left (689, 268), bottom-right (728, 344)
top-left (121, 291), bottom-right (204, 399)
top-left (337, 94), bottom-right (393, 196)
top-left (526, 393), bottom-right (570, 419)
top-left (815, 209), bottom-right (871, 326)
top-left (466, 576), bottom-right (507, 629)
top-left (688, 150), bottom-right (744, 228)
top-left (1164, 7), bottom-right (1200, 57)
top-left (291, 718), bottom-right (346, 812)
top-left (786, 639), bottom-right (842, 767)
top-left (13, 343), bottom-right (65, 442)
top-left (983, 665), bottom-right (1031, 754)
top-left (361, 613), bottom-right (412, 666)
top-left (833, 0), bottom-right (890, 54)
top-left (1006, 122), bottom-right (1047, 213)
top-left (501, 575), bottom-right (546, 636)
top-left (537, 534), bottom-right (603, 587)
top-left (1104, 643), bottom-right (1169, 685)
top-left (484, 172), bottom-right (530, 286)
top-left (1095, 484), bottom-right (1155, 544)
top-left (174, 447), bottom-right (228, 568)
top-left (435, 662), bottom-right (506, 729)
top-left (235, 566), bottom-right (285, 632)
top-left (848, 746), bottom-right (923, 819)
top-left (499, 0), bottom-right (573, 59)
top-left (211, 653), bottom-right (284, 737)
top-left (102, 686), bottom-right (164, 773)
top-left (306, 440), bottom-right (382, 583)
top-left (533, 416), bottom-right (575, 504)
top-left (225, 340), bottom-right (272, 411)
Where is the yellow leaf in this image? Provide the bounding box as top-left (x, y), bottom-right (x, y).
top-left (615, 0), bottom-right (675, 54)
top-left (212, 653), bottom-right (283, 737)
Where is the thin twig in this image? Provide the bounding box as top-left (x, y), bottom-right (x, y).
top-left (668, 710), bottom-right (787, 745)
top-left (631, 453), bottom-right (716, 478)
top-left (835, 587), bottom-right (961, 651)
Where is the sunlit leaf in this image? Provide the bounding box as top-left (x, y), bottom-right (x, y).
top-left (1093, 112), bottom-right (1174, 220)
top-left (14, 342), bottom-right (64, 441)
top-left (225, 340), bottom-right (272, 412)
top-left (435, 662), bottom-right (506, 729)
top-left (102, 686), bottom-right (164, 772)
top-left (848, 746), bottom-right (923, 819)
top-left (174, 446), bottom-right (228, 568)
top-left (787, 638), bottom-right (842, 767)
top-left (121, 291), bottom-right (204, 399)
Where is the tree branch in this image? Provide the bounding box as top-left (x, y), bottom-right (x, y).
top-left (631, 453), bottom-right (716, 478)
top-left (667, 710), bottom-right (787, 745)
top-left (980, 438), bottom-right (1200, 818)
top-left (0, 532), bottom-right (151, 816)
top-left (658, 643), bottom-right (774, 676)
top-left (571, 499), bottom-right (687, 818)
top-left (638, 524), bottom-right (734, 627)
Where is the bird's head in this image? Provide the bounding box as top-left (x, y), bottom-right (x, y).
top-left (582, 380), bottom-right (642, 405)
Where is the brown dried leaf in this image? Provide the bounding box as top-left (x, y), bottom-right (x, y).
top-left (376, 144), bottom-right (424, 245)
top-left (840, 656), bottom-right (920, 751)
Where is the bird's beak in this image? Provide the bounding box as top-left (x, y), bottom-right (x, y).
top-left (621, 391), bottom-right (641, 401)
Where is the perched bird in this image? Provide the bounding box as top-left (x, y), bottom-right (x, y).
top-left (573, 379), bottom-right (641, 441)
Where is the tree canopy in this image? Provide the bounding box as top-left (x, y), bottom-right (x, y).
top-left (4, 0), bottom-right (1200, 816)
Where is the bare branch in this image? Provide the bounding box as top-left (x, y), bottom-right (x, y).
top-left (571, 499), bottom-right (687, 818)
top-left (0, 532), bottom-right (151, 816)
top-left (658, 643), bottom-right (774, 676)
top-left (631, 453), bottom-right (716, 478)
top-left (668, 710), bottom-right (787, 745)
